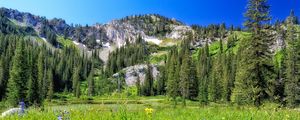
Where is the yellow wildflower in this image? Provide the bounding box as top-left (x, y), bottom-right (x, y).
top-left (286, 114), bottom-right (290, 118)
top-left (144, 108), bottom-right (154, 116)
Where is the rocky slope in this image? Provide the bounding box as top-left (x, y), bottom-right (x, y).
top-left (0, 7), bottom-right (194, 49)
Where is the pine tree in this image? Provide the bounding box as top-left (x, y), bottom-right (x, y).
top-left (46, 31), bottom-right (58, 47)
top-left (179, 51), bottom-right (190, 106)
top-left (286, 10), bottom-right (299, 25)
top-left (72, 66), bottom-right (80, 97)
top-left (273, 21), bottom-right (286, 103)
top-left (189, 60), bottom-right (198, 100)
top-left (231, 0), bottom-right (273, 106)
top-left (209, 39), bottom-right (224, 102)
top-left (284, 17), bottom-right (300, 107)
top-left (75, 82), bottom-right (81, 98)
top-left (86, 33), bottom-right (97, 49)
top-left (0, 58), bottom-right (4, 100)
top-left (6, 39), bottom-right (28, 106)
top-left (0, 46), bottom-right (11, 100)
top-left (136, 73), bottom-right (141, 96)
top-left (47, 69), bottom-right (54, 100)
top-left (223, 50), bottom-right (236, 102)
top-left (167, 48), bottom-right (180, 107)
top-left (42, 54), bottom-right (48, 99)
top-left (87, 68), bottom-right (95, 97)
top-left (26, 51), bottom-right (40, 105)
top-left (63, 27), bottom-right (69, 39)
top-left (198, 41), bottom-right (210, 105)
top-left (142, 64), bottom-right (154, 96)
top-left (157, 66), bottom-right (166, 95)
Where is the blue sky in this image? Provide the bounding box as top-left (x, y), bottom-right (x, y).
top-left (0, 0), bottom-right (299, 26)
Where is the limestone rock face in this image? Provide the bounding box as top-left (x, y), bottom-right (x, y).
top-left (102, 20), bottom-right (146, 47)
top-left (113, 64), bottom-right (160, 86)
top-left (167, 25), bottom-right (193, 40)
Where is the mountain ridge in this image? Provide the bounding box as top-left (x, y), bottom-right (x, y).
top-left (0, 7), bottom-right (193, 49)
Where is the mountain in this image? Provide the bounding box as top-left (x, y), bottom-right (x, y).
top-left (0, 7), bottom-right (194, 49)
top-left (1, 0), bottom-right (300, 110)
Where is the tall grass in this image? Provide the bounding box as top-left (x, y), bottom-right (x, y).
top-left (1, 102), bottom-right (300, 120)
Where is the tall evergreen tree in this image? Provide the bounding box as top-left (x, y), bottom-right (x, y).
top-left (41, 54), bottom-right (48, 99)
top-left (26, 51), bottom-right (40, 105)
top-left (167, 48), bottom-right (180, 107)
top-left (231, 0), bottom-right (274, 106)
top-left (0, 58), bottom-right (4, 100)
top-left (142, 64), bottom-right (154, 96)
top-left (86, 33), bottom-right (97, 49)
top-left (286, 10), bottom-right (299, 25)
top-left (136, 73), bottom-right (141, 96)
top-left (47, 69), bottom-right (54, 100)
top-left (209, 39), bottom-right (224, 102)
top-left (72, 66), bottom-right (81, 97)
top-left (87, 68), bottom-right (95, 97)
top-left (37, 52), bottom-right (45, 99)
top-left (6, 39), bottom-right (28, 106)
top-left (46, 32), bottom-right (58, 47)
top-left (197, 41), bottom-right (210, 105)
top-left (223, 50), bottom-right (236, 102)
top-left (75, 82), bottom-right (81, 98)
top-left (179, 51), bottom-right (191, 106)
top-left (189, 60), bottom-right (198, 100)
top-left (157, 66), bottom-right (166, 95)
top-left (284, 17), bottom-right (300, 107)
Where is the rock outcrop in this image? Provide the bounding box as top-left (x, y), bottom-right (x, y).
top-left (113, 64), bottom-right (160, 86)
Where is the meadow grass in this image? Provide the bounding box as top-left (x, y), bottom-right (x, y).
top-left (1, 97), bottom-right (300, 120)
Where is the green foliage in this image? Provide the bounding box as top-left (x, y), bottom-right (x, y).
top-left (85, 34), bottom-right (97, 49)
top-left (197, 41), bottom-right (210, 105)
top-left (1, 0), bottom-right (300, 112)
top-left (72, 66), bottom-right (81, 98)
top-left (0, 9), bottom-right (36, 35)
top-left (106, 36), bottom-right (148, 76)
top-left (208, 41), bottom-right (220, 55)
top-left (284, 21), bottom-right (300, 108)
top-left (47, 69), bottom-right (54, 100)
top-left (223, 50), bottom-right (236, 102)
top-left (231, 0), bottom-right (274, 106)
top-left (149, 52), bottom-right (167, 64)
top-left (2, 97), bottom-right (300, 120)
top-left (141, 64), bottom-right (155, 96)
top-left (166, 47), bottom-right (180, 106)
top-left (209, 39), bottom-right (224, 102)
top-left (26, 51), bottom-right (40, 105)
top-left (57, 36), bottom-right (76, 48)
top-left (0, 33), bottom-right (94, 106)
top-left (120, 14), bottom-right (182, 37)
top-left (46, 31), bottom-right (58, 47)
top-left (285, 10), bottom-right (299, 25)
top-left (179, 51), bottom-right (191, 106)
top-left (6, 39), bottom-right (28, 106)
top-left (87, 68), bottom-right (95, 97)
top-left (156, 66), bottom-right (166, 95)
top-left (136, 74), bottom-right (142, 96)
